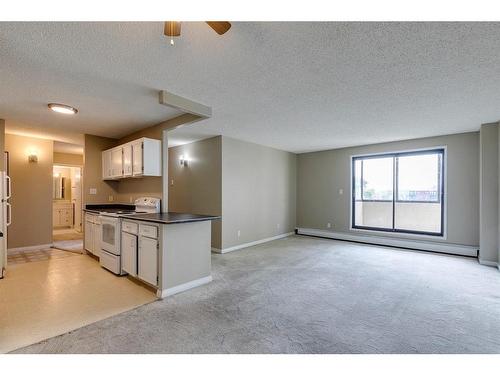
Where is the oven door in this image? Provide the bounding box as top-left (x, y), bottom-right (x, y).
top-left (100, 216), bottom-right (120, 255)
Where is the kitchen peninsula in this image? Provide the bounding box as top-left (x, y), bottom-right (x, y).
top-left (124, 212), bottom-right (220, 298)
top-left (84, 202), bottom-right (219, 299)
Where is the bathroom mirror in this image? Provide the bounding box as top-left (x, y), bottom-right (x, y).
top-left (53, 176), bottom-right (66, 200)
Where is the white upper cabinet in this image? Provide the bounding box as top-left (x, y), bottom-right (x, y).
top-left (132, 140), bottom-right (143, 176)
top-left (122, 143), bottom-right (133, 177)
top-left (132, 138), bottom-right (161, 177)
top-left (102, 137), bottom-right (161, 180)
top-left (111, 147), bottom-right (123, 178)
top-left (102, 150), bottom-right (113, 180)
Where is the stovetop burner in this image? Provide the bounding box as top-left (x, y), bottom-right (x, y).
top-left (100, 209), bottom-right (149, 217)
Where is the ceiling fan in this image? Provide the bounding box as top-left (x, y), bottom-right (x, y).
top-left (164, 21), bottom-right (231, 45)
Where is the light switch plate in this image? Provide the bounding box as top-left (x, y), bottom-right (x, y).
top-left (339, 189), bottom-right (344, 195)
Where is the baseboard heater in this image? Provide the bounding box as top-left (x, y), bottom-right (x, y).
top-left (296, 227), bottom-right (478, 258)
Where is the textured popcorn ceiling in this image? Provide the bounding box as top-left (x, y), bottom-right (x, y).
top-left (1, 22), bottom-right (500, 153)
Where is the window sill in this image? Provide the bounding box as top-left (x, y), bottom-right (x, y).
top-left (349, 226), bottom-right (447, 241)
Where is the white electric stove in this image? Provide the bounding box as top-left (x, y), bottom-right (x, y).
top-left (99, 197), bottom-right (160, 275)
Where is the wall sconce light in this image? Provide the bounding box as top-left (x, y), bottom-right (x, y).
top-left (28, 152), bottom-right (38, 163)
top-left (179, 154), bottom-right (189, 166)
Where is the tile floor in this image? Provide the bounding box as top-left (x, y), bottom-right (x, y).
top-left (53, 229), bottom-right (84, 252)
top-left (53, 228), bottom-right (83, 241)
top-left (7, 248), bottom-right (77, 265)
top-left (0, 250), bottom-right (157, 353)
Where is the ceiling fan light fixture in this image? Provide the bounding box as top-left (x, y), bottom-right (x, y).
top-left (164, 21), bottom-right (181, 46)
top-left (48, 103), bottom-right (78, 115)
top-left (163, 21), bottom-right (231, 45)
top-left (164, 21), bottom-right (181, 36)
top-left (205, 21), bottom-right (232, 35)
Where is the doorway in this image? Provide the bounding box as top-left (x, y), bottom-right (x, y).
top-left (52, 165), bottom-right (83, 251)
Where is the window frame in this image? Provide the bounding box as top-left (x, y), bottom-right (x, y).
top-left (351, 148), bottom-right (445, 237)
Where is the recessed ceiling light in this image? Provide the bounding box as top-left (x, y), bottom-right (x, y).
top-left (48, 103), bottom-right (78, 115)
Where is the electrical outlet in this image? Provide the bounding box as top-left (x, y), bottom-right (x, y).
top-left (108, 195), bottom-right (114, 202)
top-left (170, 179), bottom-right (174, 186)
top-left (89, 188), bottom-right (97, 195)
top-left (339, 189), bottom-right (343, 195)
top-left (237, 230), bottom-right (241, 238)
top-left (327, 222), bottom-right (332, 228)
top-left (277, 223), bottom-right (280, 229)
top-left (129, 197), bottom-right (133, 203)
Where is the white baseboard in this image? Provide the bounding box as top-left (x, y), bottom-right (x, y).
top-left (8, 243), bottom-right (53, 254)
top-left (297, 228), bottom-right (478, 257)
top-left (214, 232), bottom-right (294, 254)
top-left (478, 258), bottom-right (498, 267)
top-left (157, 275), bottom-right (212, 298)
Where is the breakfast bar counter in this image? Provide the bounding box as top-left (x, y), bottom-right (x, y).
top-left (121, 212), bottom-right (220, 299)
top-left (128, 212), bottom-right (220, 224)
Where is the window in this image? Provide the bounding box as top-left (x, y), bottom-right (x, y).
top-left (352, 149), bottom-right (444, 236)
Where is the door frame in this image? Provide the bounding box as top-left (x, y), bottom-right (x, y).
top-left (52, 163), bottom-right (83, 233)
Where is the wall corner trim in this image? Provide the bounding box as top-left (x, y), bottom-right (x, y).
top-left (478, 258), bottom-right (499, 267)
top-left (296, 228), bottom-right (478, 257)
top-left (218, 232), bottom-right (294, 254)
top-left (156, 275), bottom-right (213, 299)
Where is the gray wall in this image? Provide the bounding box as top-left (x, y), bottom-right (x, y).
top-left (297, 132), bottom-right (480, 247)
top-left (479, 123), bottom-right (499, 264)
top-left (168, 136), bottom-right (222, 249)
top-left (221, 137), bottom-right (297, 249)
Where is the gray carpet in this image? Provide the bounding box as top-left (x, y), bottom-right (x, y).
top-left (13, 235), bottom-right (500, 353)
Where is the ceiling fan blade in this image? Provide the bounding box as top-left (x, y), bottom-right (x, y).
top-left (206, 22), bottom-right (231, 35)
top-left (164, 21), bottom-right (181, 37)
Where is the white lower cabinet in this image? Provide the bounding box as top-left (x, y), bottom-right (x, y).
top-left (121, 231), bottom-right (137, 277)
top-left (53, 203), bottom-right (73, 228)
top-left (121, 220), bottom-right (159, 287)
top-left (138, 235), bottom-right (158, 286)
top-left (84, 213), bottom-right (101, 257)
top-left (84, 216), bottom-right (93, 252)
top-left (93, 219), bottom-right (101, 258)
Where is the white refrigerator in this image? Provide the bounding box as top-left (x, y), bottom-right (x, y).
top-left (0, 170), bottom-right (11, 279)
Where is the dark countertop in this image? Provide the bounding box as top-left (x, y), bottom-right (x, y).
top-left (123, 212), bottom-right (221, 225)
top-left (84, 203), bottom-right (136, 214)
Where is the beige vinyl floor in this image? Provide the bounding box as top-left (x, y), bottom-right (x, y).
top-left (53, 228), bottom-right (84, 241)
top-left (0, 250), bottom-right (157, 353)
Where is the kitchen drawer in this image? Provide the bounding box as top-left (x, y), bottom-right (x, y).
top-left (100, 250), bottom-right (121, 274)
top-left (122, 220), bottom-right (138, 234)
top-left (139, 224), bottom-right (158, 239)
